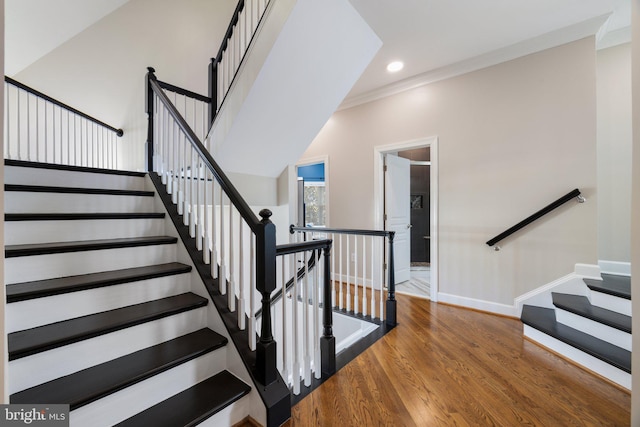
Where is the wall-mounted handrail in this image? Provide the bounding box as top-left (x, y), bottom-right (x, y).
top-left (5, 76), bottom-right (123, 137)
top-left (486, 188), bottom-right (584, 249)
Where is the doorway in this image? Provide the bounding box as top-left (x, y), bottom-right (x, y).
top-left (374, 137), bottom-right (438, 301)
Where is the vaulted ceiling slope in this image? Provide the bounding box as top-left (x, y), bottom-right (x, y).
top-left (6, 0), bottom-right (132, 76)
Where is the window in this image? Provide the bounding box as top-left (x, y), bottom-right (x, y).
top-left (298, 162), bottom-right (326, 227)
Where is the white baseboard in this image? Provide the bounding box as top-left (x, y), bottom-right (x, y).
top-left (598, 260), bottom-right (631, 276)
top-left (437, 292), bottom-right (517, 317)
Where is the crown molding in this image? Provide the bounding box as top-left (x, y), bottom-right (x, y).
top-left (339, 14), bottom-right (611, 111)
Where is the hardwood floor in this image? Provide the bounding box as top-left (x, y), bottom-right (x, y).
top-left (283, 294), bottom-right (630, 426)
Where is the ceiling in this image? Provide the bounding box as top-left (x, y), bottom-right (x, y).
top-left (344, 0), bottom-right (630, 106)
top-left (5, 0), bottom-right (631, 103)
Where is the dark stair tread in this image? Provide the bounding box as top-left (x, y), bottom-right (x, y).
top-left (6, 263), bottom-right (192, 303)
top-left (521, 305), bottom-right (631, 373)
top-left (114, 370), bottom-right (250, 427)
top-left (5, 159), bottom-right (147, 177)
top-left (552, 293), bottom-right (631, 333)
top-left (5, 236), bottom-right (177, 258)
top-left (5, 184), bottom-right (154, 197)
top-left (8, 293), bottom-right (208, 360)
top-left (5, 213), bottom-right (165, 221)
top-left (584, 274), bottom-right (631, 300)
top-left (10, 328), bottom-right (226, 410)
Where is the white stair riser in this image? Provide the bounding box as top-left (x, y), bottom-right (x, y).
top-left (198, 396), bottom-right (250, 427)
top-left (5, 166), bottom-right (149, 191)
top-left (9, 307), bottom-right (207, 394)
top-left (70, 350), bottom-right (227, 427)
top-left (554, 309), bottom-right (631, 351)
top-left (523, 325), bottom-right (631, 390)
top-left (5, 218), bottom-right (166, 245)
top-left (588, 291), bottom-right (632, 316)
top-left (6, 245), bottom-right (177, 283)
top-left (5, 192), bottom-right (155, 213)
top-left (7, 273), bottom-right (192, 332)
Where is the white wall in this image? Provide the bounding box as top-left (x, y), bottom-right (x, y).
top-left (630, 0), bottom-right (640, 422)
top-left (300, 37), bottom-right (598, 309)
top-left (597, 43), bottom-right (632, 263)
top-left (12, 0), bottom-right (237, 171)
top-left (1, 0), bottom-right (7, 404)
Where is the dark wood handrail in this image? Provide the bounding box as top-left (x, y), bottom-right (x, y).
top-left (147, 68), bottom-right (260, 231)
top-left (5, 76), bottom-right (123, 137)
top-left (214, 0), bottom-right (246, 64)
top-left (157, 80), bottom-right (211, 103)
top-left (486, 188), bottom-right (583, 248)
top-left (290, 225), bottom-right (393, 238)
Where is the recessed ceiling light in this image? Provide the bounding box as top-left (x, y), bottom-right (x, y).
top-left (386, 61), bottom-right (404, 72)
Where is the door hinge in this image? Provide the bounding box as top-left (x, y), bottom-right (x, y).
top-left (383, 263), bottom-right (387, 270)
top-left (384, 165), bottom-right (388, 172)
top-left (384, 214), bottom-right (387, 221)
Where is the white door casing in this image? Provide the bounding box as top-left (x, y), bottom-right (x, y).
top-left (384, 154), bottom-right (411, 284)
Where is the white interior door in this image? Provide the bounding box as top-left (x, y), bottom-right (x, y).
top-left (384, 154), bottom-right (411, 283)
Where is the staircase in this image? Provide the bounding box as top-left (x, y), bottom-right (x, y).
top-left (4, 160), bottom-right (252, 426)
top-left (521, 272), bottom-right (631, 390)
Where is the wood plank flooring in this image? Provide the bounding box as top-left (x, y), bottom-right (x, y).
top-left (283, 294), bottom-right (630, 426)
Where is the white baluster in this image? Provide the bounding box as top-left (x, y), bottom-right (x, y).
top-left (346, 235), bottom-right (351, 312)
top-left (362, 234), bottom-right (367, 318)
top-left (292, 249), bottom-right (300, 395)
top-left (228, 204), bottom-right (236, 311)
top-left (249, 235), bottom-right (256, 351)
top-left (303, 249), bottom-right (311, 387)
top-left (280, 256), bottom-right (288, 386)
top-left (354, 235), bottom-right (359, 315)
top-left (202, 169), bottom-right (209, 262)
top-left (211, 179), bottom-right (218, 279)
top-left (314, 250), bottom-right (321, 380)
top-left (371, 236), bottom-right (375, 319)
top-left (339, 234), bottom-right (343, 310)
top-left (219, 190), bottom-right (226, 295)
top-left (238, 220), bottom-right (246, 329)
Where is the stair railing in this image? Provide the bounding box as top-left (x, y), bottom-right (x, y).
top-left (147, 67), bottom-right (279, 385)
top-left (272, 239), bottom-right (335, 395)
top-left (208, 0), bottom-right (272, 125)
top-left (146, 68), bottom-right (337, 395)
top-left (4, 76), bottom-right (123, 169)
top-left (290, 225), bottom-right (398, 327)
top-left (486, 188), bottom-right (585, 250)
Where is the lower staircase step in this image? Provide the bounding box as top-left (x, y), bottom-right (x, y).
top-left (115, 370), bottom-right (251, 427)
top-left (6, 262), bottom-right (192, 303)
top-left (521, 305), bottom-right (631, 373)
top-left (583, 274), bottom-right (631, 300)
top-left (10, 328), bottom-right (227, 409)
top-left (552, 293), bottom-right (631, 333)
top-left (8, 293), bottom-right (207, 360)
top-left (5, 236), bottom-right (178, 258)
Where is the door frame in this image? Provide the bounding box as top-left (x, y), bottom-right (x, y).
top-left (374, 136), bottom-right (439, 301)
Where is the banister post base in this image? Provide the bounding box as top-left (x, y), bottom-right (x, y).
top-left (386, 299), bottom-right (397, 327)
top-left (320, 336), bottom-right (336, 376)
top-left (255, 338), bottom-right (278, 386)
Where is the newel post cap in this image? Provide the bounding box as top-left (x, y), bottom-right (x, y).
top-left (259, 209), bottom-right (272, 222)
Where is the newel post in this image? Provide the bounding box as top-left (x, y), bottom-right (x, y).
top-left (321, 243), bottom-right (336, 376)
top-left (208, 58), bottom-right (218, 129)
top-left (255, 209), bottom-right (278, 385)
top-left (386, 231), bottom-right (397, 326)
top-left (145, 67), bottom-right (156, 173)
